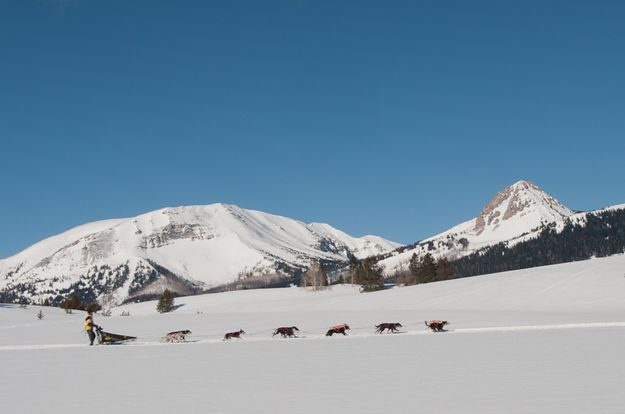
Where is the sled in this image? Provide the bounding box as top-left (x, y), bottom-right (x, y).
top-left (95, 326), bottom-right (137, 344)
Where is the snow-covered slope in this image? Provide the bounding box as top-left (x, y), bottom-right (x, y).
top-left (0, 204), bottom-right (401, 305)
top-left (381, 180), bottom-right (577, 274)
top-left (2, 254), bottom-right (625, 414)
top-left (119, 253), bottom-right (625, 316)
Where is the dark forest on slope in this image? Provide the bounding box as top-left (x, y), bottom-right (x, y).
top-left (452, 209), bottom-right (625, 278)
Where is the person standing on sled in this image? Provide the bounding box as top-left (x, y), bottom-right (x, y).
top-left (85, 311), bottom-right (97, 345)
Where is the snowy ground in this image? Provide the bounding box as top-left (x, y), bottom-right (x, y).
top-left (2, 255), bottom-right (625, 413)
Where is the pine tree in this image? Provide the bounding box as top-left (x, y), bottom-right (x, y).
top-left (435, 257), bottom-right (454, 281)
top-left (412, 253), bottom-right (437, 284)
top-left (60, 295), bottom-right (85, 312)
top-left (85, 302), bottom-right (101, 313)
top-left (421, 253), bottom-right (437, 283)
top-left (356, 257), bottom-right (385, 292)
top-left (407, 253), bottom-right (420, 285)
top-left (156, 289), bottom-right (175, 313)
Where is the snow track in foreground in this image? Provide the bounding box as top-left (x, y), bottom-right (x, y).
top-left (3, 321), bottom-right (623, 351)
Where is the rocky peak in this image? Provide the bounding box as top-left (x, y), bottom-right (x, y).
top-left (474, 180), bottom-right (573, 234)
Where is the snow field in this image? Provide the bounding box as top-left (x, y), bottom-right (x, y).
top-left (2, 323), bottom-right (624, 414)
top-left (2, 254), bottom-right (625, 413)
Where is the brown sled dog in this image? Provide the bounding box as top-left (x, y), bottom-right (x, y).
top-left (326, 323), bottom-right (350, 336)
top-left (223, 329), bottom-right (246, 340)
top-left (375, 322), bottom-right (403, 334)
top-left (425, 320), bottom-right (449, 332)
top-left (272, 326), bottom-right (299, 338)
top-left (161, 330), bottom-right (192, 343)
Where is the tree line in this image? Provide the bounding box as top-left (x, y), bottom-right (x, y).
top-left (298, 256), bottom-right (386, 292)
top-left (394, 253), bottom-right (454, 286)
top-left (452, 209), bottom-right (625, 278)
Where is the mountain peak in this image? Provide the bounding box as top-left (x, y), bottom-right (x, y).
top-left (376, 180), bottom-right (582, 277)
top-left (474, 180), bottom-right (573, 234)
top-left (511, 179), bottom-right (534, 188)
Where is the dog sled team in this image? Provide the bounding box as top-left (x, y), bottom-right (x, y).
top-left (85, 311), bottom-right (450, 345)
top-left (158, 321), bottom-right (447, 343)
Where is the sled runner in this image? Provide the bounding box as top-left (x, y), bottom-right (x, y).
top-left (95, 326), bottom-right (137, 344)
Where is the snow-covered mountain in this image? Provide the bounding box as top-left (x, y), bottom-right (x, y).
top-left (0, 204), bottom-right (401, 305)
top-left (2, 180), bottom-right (621, 306)
top-left (379, 180), bottom-right (579, 275)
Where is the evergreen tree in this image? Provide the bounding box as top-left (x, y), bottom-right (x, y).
top-left (156, 289), bottom-right (175, 313)
top-left (355, 257), bottom-right (385, 292)
top-left (411, 253), bottom-right (437, 284)
top-left (407, 253), bottom-right (420, 285)
top-left (85, 302), bottom-right (102, 313)
top-left (421, 253), bottom-right (437, 283)
top-left (60, 295), bottom-right (85, 311)
top-left (435, 257), bottom-right (454, 281)
top-left (405, 254), bottom-right (455, 285)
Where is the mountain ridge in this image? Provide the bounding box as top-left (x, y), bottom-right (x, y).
top-left (0, 203), bottom-right (401, 305)
top-left (1, 181), bottom-right (622, 305)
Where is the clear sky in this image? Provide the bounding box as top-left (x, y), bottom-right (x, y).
top-left (1, 0), bottom-right (624, 259)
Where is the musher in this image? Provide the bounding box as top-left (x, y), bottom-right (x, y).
top-left (85, 311), bottom-right (97, 345)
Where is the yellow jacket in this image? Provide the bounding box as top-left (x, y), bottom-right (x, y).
top-left (84, 313), bottom-right (94, 331)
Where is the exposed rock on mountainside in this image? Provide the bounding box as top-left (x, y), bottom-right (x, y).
top-left (0, 204), bottom-right (401, 305)
top-left (379, 180), bottom-right (576, 275)
top-left (474, 181), bottom-right (571, 233)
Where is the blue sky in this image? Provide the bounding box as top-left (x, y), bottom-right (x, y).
top-left (1, 0), bottom-right (624, 259)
